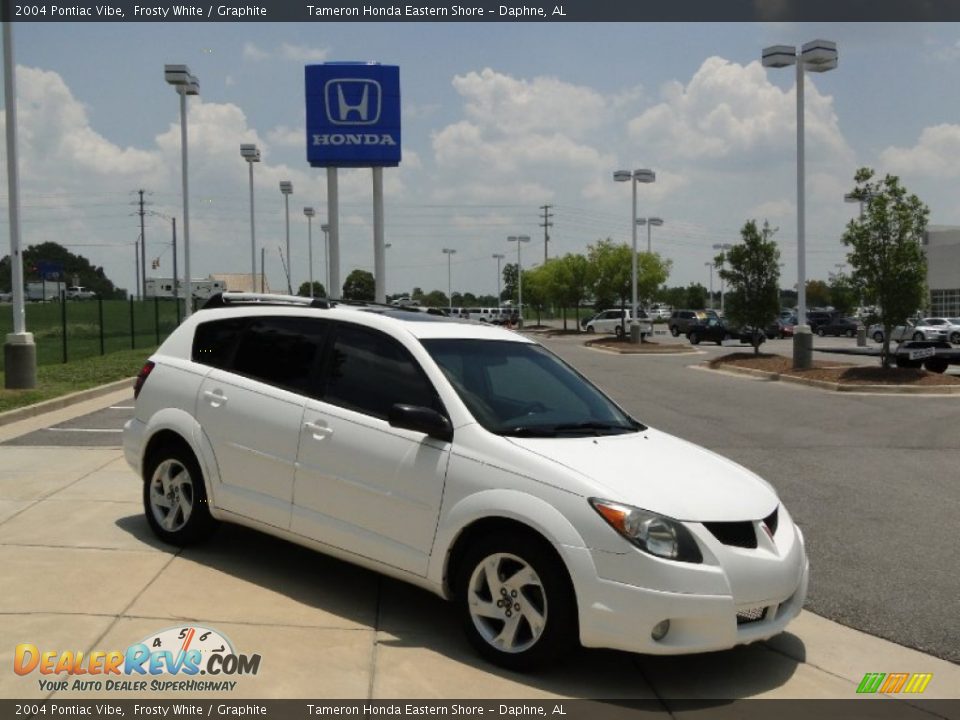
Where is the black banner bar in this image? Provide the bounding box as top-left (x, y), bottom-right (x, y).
top-left (2, 0), bottom-right (960, 22)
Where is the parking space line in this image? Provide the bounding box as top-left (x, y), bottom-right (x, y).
top-left (44, 428), bottom-right (124, 433)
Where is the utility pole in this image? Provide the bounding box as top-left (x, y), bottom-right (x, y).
top-left (539, 204), bottom-right (553, 264)
top-left (137, 190), bottom-right (147, 301)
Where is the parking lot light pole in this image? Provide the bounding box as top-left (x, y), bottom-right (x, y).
top-left (321, 223), bottom-right (330, 296)
top-left (442, 248), bottom-right (456, 312)
top-left (712, 243), bottom-right (732, 312)
top-left (705, 262), bottom-right (714, 310)
top-left (280, 181), bottom-right (293, 294)
top-left (492, 253), bottom-right (505, 305)
top-left (507, 235), bottom-right (531, 326)
top-left (762, 39), bottom-right (838, 368)
top-left (240, 144), bottom-right (261, 292)
top-left (304, 207), bottom-right (315, 298)
top-left (637, 217), bottom-right (664, 254)
top-left (614, 169), bottom-right (656, 343)
top-left (164, 64), bottom-right (199, 318)
top-left (3, 22), bottom-right (36, 389)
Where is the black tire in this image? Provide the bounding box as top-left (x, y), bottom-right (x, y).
top-left (951, 332), bottom-right (960, 344)
top-left (614, 325), bottom-right (625, 340)
top-left (670, 325), bottom-right (679, 337)
top-left (456, 530), bottom-right (577, 671)
top-left (873, 331), bottom-right (884, 343)
top-left (923, 358), bottom-right (949, 374)
top-left (585, 325), bottom-right (595, 334)
top-left (689, 331), bottom-right (700, 345)
top-left (817, 328), bottom-right (826, 337)
top-left (143, 442), bottom-right (217, 546)
top-left (913, 331), bottom-right (924, 341)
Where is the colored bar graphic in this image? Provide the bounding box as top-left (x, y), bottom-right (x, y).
top-left (857, 672), bottom-right (932, 694)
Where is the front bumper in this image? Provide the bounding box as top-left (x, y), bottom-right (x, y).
top-left (566, 523), bottom-right (809, 655)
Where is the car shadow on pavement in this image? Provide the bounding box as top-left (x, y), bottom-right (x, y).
top-left (115, 514), bottom-right (806, 701)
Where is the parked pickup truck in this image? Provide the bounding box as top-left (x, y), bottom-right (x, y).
top-left (66, 286), bottom-right (96, 300)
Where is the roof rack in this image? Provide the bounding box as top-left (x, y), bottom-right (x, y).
top-left (201, 292), bottom-right (335, 310)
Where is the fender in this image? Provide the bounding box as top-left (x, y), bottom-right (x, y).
top-left (428, 487), bottom-right (590, 596)
top-left (142, 408), bottom-right (222, 513)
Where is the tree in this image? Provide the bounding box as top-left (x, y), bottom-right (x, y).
top-left (842, 168), bottom-right (929, 367)
top-left (422, 289), bottom-right (448, 308)
top-left (1, 241), bottom-right (125, 298)
top-left (502, 263), bottom-right (519, 303)
top-left (588, 239), bottom-right (670, 336)
top-left (521, 265), bottom-right (551, 326)
top-left (342, 269), bottom-right (375, 301)
top-left (828, 273), bottom-right (857, 316)
top-left (805, 279), bottom-right (831, 308)
top-left (686, 283), bottom-right (708, 309)
top-left (297, 281), bottom-right (327, 298)
top-left (548, 253), bottom-right (593, 331)
top-left (718, 220), bottom-right (781, 355)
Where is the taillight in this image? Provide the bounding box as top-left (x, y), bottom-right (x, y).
top-left (133, 361), bottom-right (155, 400)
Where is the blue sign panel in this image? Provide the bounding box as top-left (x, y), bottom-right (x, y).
top-left (305, 63), bottom-right (401, 168)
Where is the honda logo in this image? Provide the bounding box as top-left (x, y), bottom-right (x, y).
top-left (324, 79), bottom-right (382, 125)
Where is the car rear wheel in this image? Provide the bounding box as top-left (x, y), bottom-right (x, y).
top-left (817, 328), bottom-right (826, 337)
top-left (689, 331), bottom-right (700, 345)
top-left (923, 358), bottom-right (949, 374)
top-left (143, 443), bottom-right (217, 546)
top-left (457, 531), bottom-right (577, 671)
top-left (873, 331), bottom-right (884, 343)
top-left (614, 325), bottom-right (625, 340)
top-left (670, 325), bottom-right (679, 337)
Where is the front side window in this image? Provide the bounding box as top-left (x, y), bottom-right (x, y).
top-left (322, 323), bottom-right (441, 420)
top-left (423, 339), bottom-right (641, 437)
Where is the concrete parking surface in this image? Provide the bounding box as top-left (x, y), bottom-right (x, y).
top-left (1, 334), bottom-right (958, 704)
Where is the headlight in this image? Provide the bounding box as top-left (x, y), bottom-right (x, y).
top-left (589, 498), bottom-right (703, 563)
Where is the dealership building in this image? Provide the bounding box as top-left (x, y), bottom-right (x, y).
top-left (925, 225), bottom-right (960, 317)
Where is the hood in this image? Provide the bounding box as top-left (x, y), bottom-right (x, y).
top-left (507, 428), bottom-right (778, 522)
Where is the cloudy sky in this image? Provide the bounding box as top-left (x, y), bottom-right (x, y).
top-left (2, 21), bottom-right (960, 298)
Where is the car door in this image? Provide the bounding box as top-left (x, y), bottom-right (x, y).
top-left (195, 316), bottom-right (327, 530)
top-left (291, 321), bottom-right (452, 576)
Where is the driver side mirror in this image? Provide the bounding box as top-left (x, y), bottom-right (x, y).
top-left (388, 404), bottom-right (454, 442)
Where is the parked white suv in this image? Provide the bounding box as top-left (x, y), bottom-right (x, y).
top-left (124, 292), bottom-right (807, 669)
top-left (583, 308), bottom-right (654, 339)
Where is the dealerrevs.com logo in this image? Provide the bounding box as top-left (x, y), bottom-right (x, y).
top-left (14, 626), bottom-right (261, 693)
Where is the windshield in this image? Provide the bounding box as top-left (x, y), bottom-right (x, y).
top-left (422, 339), bottom-right (643, 437)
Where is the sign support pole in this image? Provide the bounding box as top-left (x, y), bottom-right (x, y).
top-left (327, 167), bottom-right (340, 299)
top-left (373, 167), bottom-right (385, 304)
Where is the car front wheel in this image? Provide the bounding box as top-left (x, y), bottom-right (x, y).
top-left (614, 325), bottom-right (625, 340)
top-left (951, 331), bottom-right (960, 344)
top-left (670, 325), bottom-right (679, 337)
top-left (585, 325), bottom-right (595, 333)
top-left (817, 328), bottom-right (826, 337)
top-left (873, 331), bottom-right (884, 343)
top-left (689, 331), bottom-right (700, 345)
top-left (143, 443), bottom-right (217, 546)
top-left (457, 532), bottom-right (577, 671)
top-left (913, 331), bottom-right (924, 341)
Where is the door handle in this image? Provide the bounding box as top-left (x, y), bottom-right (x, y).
top-left (304, 421), bottom-right (333, 439)
top-left (203, 390), bottom-right (227, 407)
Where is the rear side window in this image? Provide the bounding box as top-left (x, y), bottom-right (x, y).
top-left (193, 316), bottom-right (327, 395)
top-left (192, 318), bottom-right (247, 370)
top-left (232, 317), bottom-right (327, 394)
top-left (322, 323), bottom-right (441, 420)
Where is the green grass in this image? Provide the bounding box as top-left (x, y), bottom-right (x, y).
top-left (0, 347), bottom-right (155, 414)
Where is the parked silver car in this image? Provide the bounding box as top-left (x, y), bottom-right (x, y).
top-left (868, 319), bottom-right (948, 344)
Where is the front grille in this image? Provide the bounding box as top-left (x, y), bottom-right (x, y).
top-left (703, 521), bottom-right (757, 548)
top-left (736, 606), bottom-right (767, 625)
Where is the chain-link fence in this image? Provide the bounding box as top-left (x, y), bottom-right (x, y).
top-left (0, 298), bottom-right (193, 370)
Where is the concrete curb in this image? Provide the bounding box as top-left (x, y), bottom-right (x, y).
top-left (700, 362), bottom-right (960, 395)
top-left (0, 377), bottom-right (135, 427)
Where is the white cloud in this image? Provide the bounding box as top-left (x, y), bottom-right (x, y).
top-left (627, 56), bottom-right (852, 169)
top-left (242, 42), bottom-right (269, 62)
top-left (880, 124), bottom-right (960, 179)
top-left (279, 43), bottom-right (330, 63)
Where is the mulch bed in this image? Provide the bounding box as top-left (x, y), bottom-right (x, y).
top-left (709, 352), bottom-right (960, 386)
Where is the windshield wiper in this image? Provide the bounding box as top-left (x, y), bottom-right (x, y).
top-left (551, 421), bottom-right (638, 435)
top-left (500, 426), bottom-right (558, 437)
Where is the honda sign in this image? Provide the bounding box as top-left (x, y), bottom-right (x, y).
top-left (306, 63), bottom-right (401, 167)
